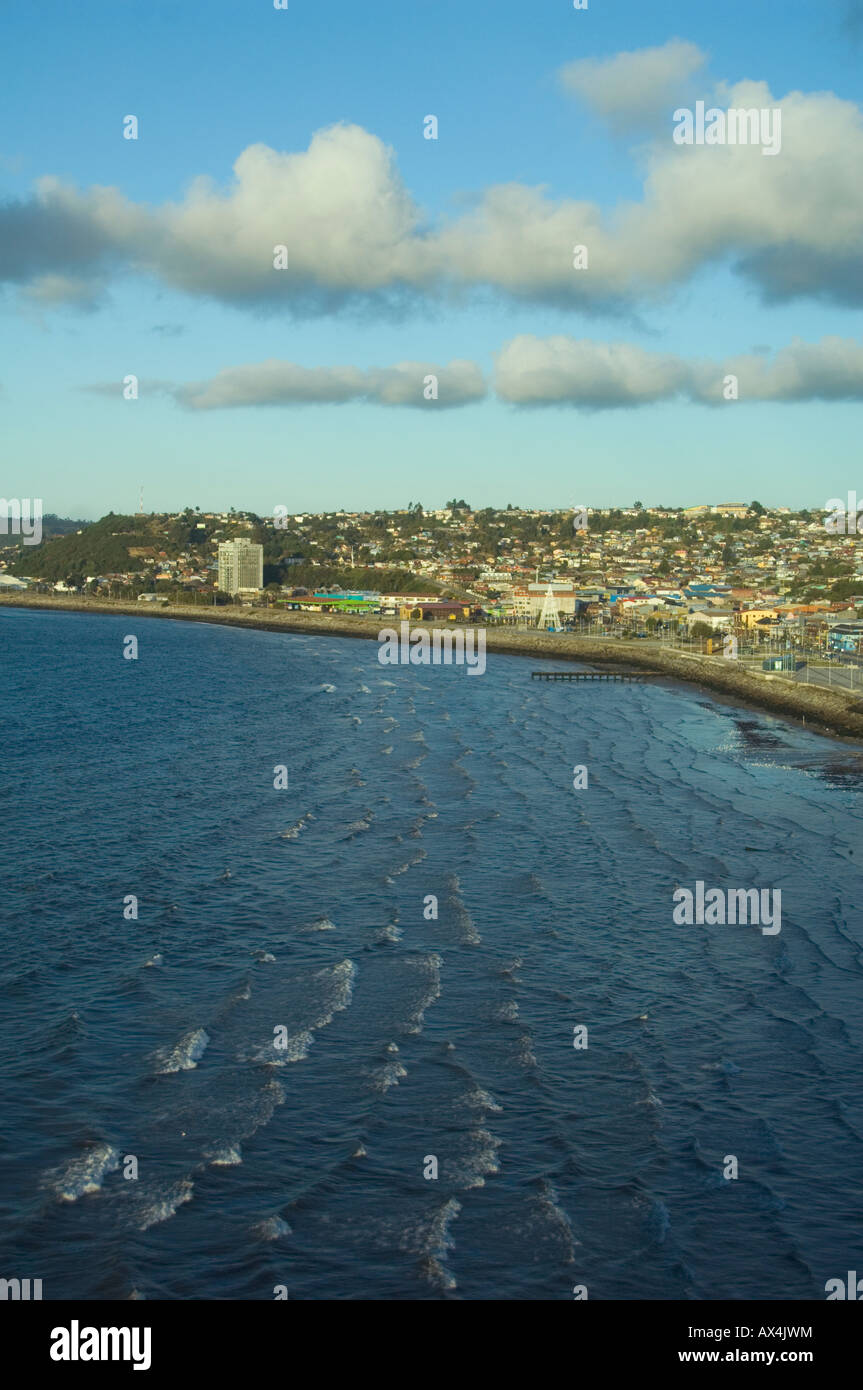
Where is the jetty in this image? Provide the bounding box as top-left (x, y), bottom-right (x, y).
top-left (531, 670), bottom-right (655, 682)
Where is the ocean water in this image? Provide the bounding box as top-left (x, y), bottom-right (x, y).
top-left (1, 606), bottom-right (862, 1301)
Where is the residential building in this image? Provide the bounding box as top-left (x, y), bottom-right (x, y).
top-left (217, 538), bottom-right (263, 595)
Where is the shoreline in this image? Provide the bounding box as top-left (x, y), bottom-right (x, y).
top-left (4, 593), bottom-right (863, 744)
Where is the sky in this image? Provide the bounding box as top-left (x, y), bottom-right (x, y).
top-left (2, 0), bottom-right (863, 518)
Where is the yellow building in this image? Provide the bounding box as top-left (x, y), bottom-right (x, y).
top-left (738, 607), bottom-right (779, 628)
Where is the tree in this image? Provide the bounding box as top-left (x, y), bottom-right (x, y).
top-left (749, 500), bottom-right (765, 515)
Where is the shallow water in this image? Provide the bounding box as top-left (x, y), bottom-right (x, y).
top-left (1, 607), bottom-right (862, 1299)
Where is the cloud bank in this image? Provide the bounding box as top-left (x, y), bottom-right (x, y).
top-left (83, 336), bottom-right (863, 411)
top-left (2, 54), bottom-right (863, 316)
top-left (494, 334), bottom-right (863, 407)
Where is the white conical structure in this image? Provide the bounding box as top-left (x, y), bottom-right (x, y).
top-left (537, 583), bottom-right (561, 631)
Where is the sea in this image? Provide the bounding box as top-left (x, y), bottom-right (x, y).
top-left (1, 606), bottom-right (862, 1300)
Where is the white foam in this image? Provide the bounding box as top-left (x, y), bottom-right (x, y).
top-left (51, 1143), bottom-right (120, 1201)
top-left (403, 954), bottom-right (443, 1034)
top-left (280, 812), bottom-right (314, 840)
top-left (534, 1180), bottom-right (579, 1262)
top-left (155, 1027), bottom-right (210, 1074)
top-left (255, 1216), bottom-right (292, 1241)
top-left (300, 916), bottom-right (337, 933)
top-left (460, 1085), bottom-right (503, 1115)
top-left (207, 1145), bottom-right (243, 1167)
top-left (137, 1179), bottom-right (194, 1230)
top-left (408, 1198), bottom-right (462, 1291)
top-left (449, 1128), bottom-right (503, 1189)
top-left (368, 1043), bottom-right (407, 1091)
top-left (374, 923), bottom-right (402, 943)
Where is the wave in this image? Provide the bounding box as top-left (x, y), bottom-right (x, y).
top-left (448, 1128), bottom-right (503, 1189)
top-left (299, 915), bottom-right (337, 933)
top-left (373, 923), bottom-right (402, 944)
top-left (206, 1145), bottom-right (243, 1167)
top-left (458, 1083), bottom-right (504, 1115)
top-left (137, 1178), bottom-right (194, 1230)
top-left (532, 1179), bottom-right (579, 1264)
top-left (403, 1197), bottom-right (462, 1292)
top-left (254, 1216), bottom-right (292, 1241)
top-left (401, 954), bottom-right (443, 1034)
top-left (368, 1043), bottom-right (407, 1092)
top-left (49, 1142), bottom-right (121, 1201)
top-left (154, 1027), bottom-right (210, 1074)
top-left (345, 811), bottom-right (374, 837)
top-left (256, 960), bottom-right (357, 1064)
top-left (280, 812), bottom-right (315, 840)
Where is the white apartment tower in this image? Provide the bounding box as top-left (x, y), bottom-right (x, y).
top-left (218, 538), bottom-right (264, 594)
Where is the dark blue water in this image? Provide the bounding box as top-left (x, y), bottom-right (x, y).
top-left (2, 607), bottom-right (862, 1300)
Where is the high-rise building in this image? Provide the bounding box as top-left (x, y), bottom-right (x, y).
top-left (218, 538), bottom-right (263, 594)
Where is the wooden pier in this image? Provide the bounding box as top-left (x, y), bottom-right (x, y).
top-left (531, 669), bottom-right (654, 682)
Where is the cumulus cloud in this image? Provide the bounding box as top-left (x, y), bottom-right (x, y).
top-left (495, 335), bottom-right (689, 407)
top-left (559, 39), bottom-right (706, 131)
top-left (84, 359), bottom-right (486, 409)
top-left (3, 71), bottom-right (863, 314)
top-left (495, 334), bottom-right (863, 408)
top-left (81, 336), bottom-right (863, 412)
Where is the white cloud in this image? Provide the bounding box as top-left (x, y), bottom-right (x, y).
top-left (495, 335), bottom-right (689, 406)
top-left (3, 69), bottom-right (863, 314)
top-left (495, 334), bottom-right (863, 408)
top-left (171, 358), bottom-right (486, 409)
top-left (559, 39), bottom-right (706, 132)
top-left (82, 335), bottom-right (863, 413)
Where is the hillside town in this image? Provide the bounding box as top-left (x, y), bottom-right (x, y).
top-left (2, 500), bottom-right (863, 657)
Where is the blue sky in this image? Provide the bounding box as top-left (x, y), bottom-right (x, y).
top-left (2, 0), bottom-right (863, 517)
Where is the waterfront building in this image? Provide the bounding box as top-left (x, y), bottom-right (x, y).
top-left (217, 538), bottom-right (263, 595)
